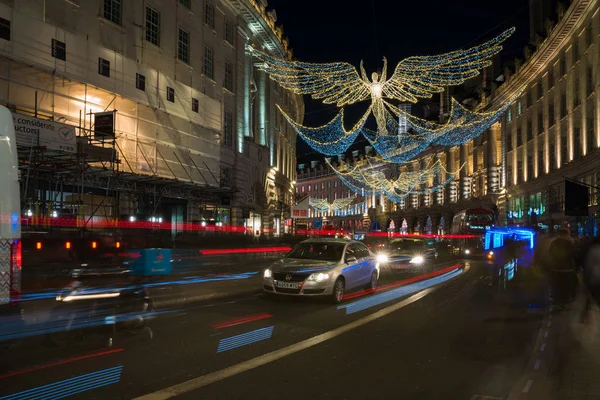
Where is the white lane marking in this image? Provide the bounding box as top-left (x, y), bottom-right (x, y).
top-left (522, 380), bottom-right (533, 393)
top-left (540, 343), bottom-right (546, 352)
top-left (134, 266), bottom-right (469, 400)
top-left (534, 359), bottom-right (541, 370)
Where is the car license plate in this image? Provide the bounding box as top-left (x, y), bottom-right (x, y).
top-left (276, 281), bottom-right (299, 289)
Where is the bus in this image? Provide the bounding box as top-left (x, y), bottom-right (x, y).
top-left (0, 106), bottom-right (21, 308)
top-left (451, 208), bottom-right (495, 257)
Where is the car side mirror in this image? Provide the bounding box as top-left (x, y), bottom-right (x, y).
top-left (345, 255), bottom-right (357, 263)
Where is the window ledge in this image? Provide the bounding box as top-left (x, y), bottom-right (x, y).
top-left (98, 16), bottom-right (126, 34)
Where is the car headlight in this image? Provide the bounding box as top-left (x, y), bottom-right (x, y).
top-left (263, 268), bottom-right (272, 279)
top-left (376, 253), bottom-right (388, 263)
top-left (308, 272), bottom-right (330, 282)
top-left (409, 255), bottom-right (424, 264)
top-left (489, 251), bottom-right (494, 255)
top-left (465, 249), bottom-right (471, 255)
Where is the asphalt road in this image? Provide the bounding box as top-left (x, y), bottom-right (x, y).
top-left (0, 259), bottom-right (546, 400)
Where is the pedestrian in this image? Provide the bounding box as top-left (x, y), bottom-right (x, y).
top-left (580, 237), bottom-right (600, 323)
top-left (548, 229), bottom-right (578, 308)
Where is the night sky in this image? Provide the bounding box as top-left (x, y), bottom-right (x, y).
top-left (267, 0), bottom-right (532, 157)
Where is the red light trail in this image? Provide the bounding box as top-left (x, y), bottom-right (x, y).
top-left (211, 313), bottom-right (273, 329)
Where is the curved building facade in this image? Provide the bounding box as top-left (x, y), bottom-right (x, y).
top-left (0, 0), bottom-right (302, 233)
top-left (375, 0), bottom-right (599, 235)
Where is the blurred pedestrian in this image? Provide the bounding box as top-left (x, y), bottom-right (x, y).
top-left (580, 237), bottom-right (600, 323)
top-left (549, 229), bottom-right (578, 308)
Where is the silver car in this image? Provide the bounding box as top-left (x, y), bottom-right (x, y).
top-left (263, 238), bottom-right (380, 303)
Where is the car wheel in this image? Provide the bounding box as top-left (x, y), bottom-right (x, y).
top-left (365, 271), bottom-right (378, 292)
top-left (331, 277), bottom-right (345, 303)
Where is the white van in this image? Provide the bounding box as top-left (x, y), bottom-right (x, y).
top-left (0, 105), bottom-right (21, 307)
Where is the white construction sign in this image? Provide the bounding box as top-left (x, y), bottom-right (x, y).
top-left (13, 113), bottom-right (76, 153)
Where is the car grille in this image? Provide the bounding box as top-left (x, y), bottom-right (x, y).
top-left (274, 287), bottom-right (301, 294)
top-left (272, 273), bottom-right (310, 282)
top-left (303, 288), bottom-right (326, 295)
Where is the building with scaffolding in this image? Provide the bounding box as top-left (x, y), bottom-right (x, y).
top-left (0, 0), bottom-right (303, 237)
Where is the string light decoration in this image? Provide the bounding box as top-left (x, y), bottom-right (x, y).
top-left (278, 105), bottom-right (371, 156)
top-left (326, 156), bottom-right (463, 203)
top-left (309, 197), bottom-right (355, 212)
top-left (250, 27), bottom-right (515, 135)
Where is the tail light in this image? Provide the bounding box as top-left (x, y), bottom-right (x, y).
top-left (9, 240), bottom-right (22, 305)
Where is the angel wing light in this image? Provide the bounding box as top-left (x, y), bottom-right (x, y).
top-left (249, 28), bottom-right (514, 135)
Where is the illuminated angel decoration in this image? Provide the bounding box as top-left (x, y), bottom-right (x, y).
top-left (249, 28), bottom-right (514, 135)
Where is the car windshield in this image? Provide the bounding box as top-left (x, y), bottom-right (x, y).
top-left (467, 213), bottom-right (493, 224)
top-left (285, 242), bottom-right (345, 261)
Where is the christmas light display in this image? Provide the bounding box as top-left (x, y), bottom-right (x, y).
top-left (250, 27), bottom-right (514, 135)
top-left (309, 197), bottom-right (355, 212)
top-left (326, 156), bottom-right (463, 203)
top-left (278, 105), bottom-right (371, 156)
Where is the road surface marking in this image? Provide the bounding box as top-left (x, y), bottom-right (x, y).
top-left (540, 343), bottom-right (546, 352)
top-left (0, 349), bottom-right (124, 380)
top-left (134, 266), bottom-right (469, 400)
top-left (216, 326), bottom-right (274, 353)
top-left (534, 359), bottom-right (541, 370)
top-left (522, 380), bottom-right (533, 393)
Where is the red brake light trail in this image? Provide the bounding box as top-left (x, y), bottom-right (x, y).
top-left (211, 313), bottom-right (273, 329)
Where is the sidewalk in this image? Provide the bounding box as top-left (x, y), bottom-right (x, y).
top-left (509, 287), bottom-right (600, 400)
top-left (545, 293), bottom-right (600, 400)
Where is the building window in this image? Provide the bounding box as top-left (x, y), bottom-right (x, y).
top-left (136, 73), bottom-right (146, 91)
top-left (587, 65), bottom-right (594, 96)
top-left (588, 105), bottom-right (596, 153)
top-left (0, 17), bottom-right (10, 41)
top-left (536, 80), bottom-right (543, 100)
top-left (192, 98), bottom-right (199, 113)
top-left (507, 109), bottom-right (512, 122)
top-left (586, 26), bottom-right (594, 48)
top-left (517, 127), bottom-right (522, 147)
top-left (561, 134), bottom-right (568, 165)
top-left (98, 57), bottom-right (110, 77)
top-left (574, 127), bottom-right (581, 159)
top-left (334, 180), bottom-right (338, 188)
top-left (573, 42), bottom-right (579, 63)
top-left (177, 28), bottom-right (189, 64)
top-left (205, 3), bottom-right (215, 28)
top-left (548, 103), bottom-right (555, 127)
top-left (225, 21), bottom-right (234, 45)
top-left (574, 76), bottom-right (581, 107)
top-left (224, 61), bottom-right (233, 91)
top-left (166, 86), bottom-right (174, 102)
top-left (526, 90), bottom-right (532, 108)
top-left (560, 93), bottom-right (567, 119)
top-left (204, 46), bottom-right (214, 79)
top-left (527, 153), bottom-right (533, 179)
top-left (506, 130), bottom-right (512, 150)
top-left (527, 118), bottom-right (532, 141)
top-left (223, 110), bottom-right (233, 147)
top-left (104, 0), bottom-right (121, 25)
top-left (548, 69), bottom-right (554, 88)
top-left (549, 135), bottom-right (556, 172)
top-left (517, 101), bottom-right (522, 115)
top-left (145, 7), bottom-right (160, 46)
top-left (179, 0), bottom-right (190, 9)
top-left (559, 56), bottom-right (566, 77)
top-left (538, 111), bottom-right (544, 135)
top-left (538, 143), bottom-right (544, 175)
